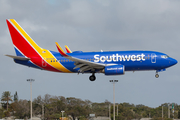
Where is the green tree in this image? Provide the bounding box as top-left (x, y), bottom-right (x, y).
top-left (66, 97), bottom-right (90, 120)
top-left (91, 102), bottom-right (109, 117)
top-left (0, 108), bottom-right (4, 118)
top-left (12, 99), bottom-right (29, 119)
top-left (1, 91), bottom-right (13, 111)
top-left (178, 110), bottom-right (180, 119)
top-left (116, 103), bottom-right (135, 120)
top-left (14, 91), bottom-right (18, 102)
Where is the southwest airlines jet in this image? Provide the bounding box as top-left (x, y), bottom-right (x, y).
top-left (6, 19), bottom-right (177, 81)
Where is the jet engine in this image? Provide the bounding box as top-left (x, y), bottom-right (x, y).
top-left (103, 65), bottom-right (125, 75)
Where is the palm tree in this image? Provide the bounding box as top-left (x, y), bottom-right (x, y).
top-left (1, 91), bottom-right (13, 111)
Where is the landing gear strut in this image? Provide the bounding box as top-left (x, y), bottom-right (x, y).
top-left (89, 73), bottom-right (96, 81)
top-left (155, 71), bottom-right (159, 78)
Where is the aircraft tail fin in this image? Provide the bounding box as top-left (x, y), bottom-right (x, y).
top-left (6, 19), bottom-right (71, 72)
top-left (6, 19), bottom-right (43, 58)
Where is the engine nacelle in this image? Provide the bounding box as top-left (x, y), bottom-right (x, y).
top-left (104, 65), bottom-right (125, 75)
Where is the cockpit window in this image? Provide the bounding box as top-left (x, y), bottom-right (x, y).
top-left (161, 55), bottom-right (169, 59)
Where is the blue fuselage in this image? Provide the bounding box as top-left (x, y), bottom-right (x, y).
top-left (49, 50), bottom-right (177, 73)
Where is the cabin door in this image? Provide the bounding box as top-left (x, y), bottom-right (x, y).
top-left (151, 53), bottom-right (156, 63)
top-left (42, 58), bottom-right (47, 67)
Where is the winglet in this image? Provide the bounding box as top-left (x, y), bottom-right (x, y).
top-left (65, 45), bottom-right (72, 53)
top-left (55, 42), bottom-right (68, 57)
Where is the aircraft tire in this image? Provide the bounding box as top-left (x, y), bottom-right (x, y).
top-left (155, 74), bottom-right (159, 78)
top-left (89, 75), bottom-right (96, 81)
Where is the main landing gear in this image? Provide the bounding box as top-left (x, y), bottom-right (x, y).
top-left (155, 71), bottom-right (159, 78)
top-left (89, 73), bottom-right (96, 81)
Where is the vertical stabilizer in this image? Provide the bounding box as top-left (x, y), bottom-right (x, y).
top-left (6, 19), bottom-right (71, 73)
top-left (6, 19), bottom-right (43, 57)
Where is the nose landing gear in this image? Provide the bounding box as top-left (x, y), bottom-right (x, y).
top-left (155, 73), bottom-right (159, 78)
top-left (155, 71), bottom-right (159, 78)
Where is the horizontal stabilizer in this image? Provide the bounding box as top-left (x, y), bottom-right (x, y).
top-left (5, 55), bottom-right (30, 61)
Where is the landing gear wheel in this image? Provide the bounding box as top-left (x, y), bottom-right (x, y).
top-left (155, 74), bottom-right (159, 78)
top-left (89, 75), bottom-right (96, 81)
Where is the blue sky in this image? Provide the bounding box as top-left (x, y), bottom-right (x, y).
top-left (0, 0), bottom-right (180, 108)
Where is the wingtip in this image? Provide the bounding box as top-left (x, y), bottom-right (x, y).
top-left (55, 42), bottom-right (68, 57)
top-left (65, 45), bottom-right (72, 53)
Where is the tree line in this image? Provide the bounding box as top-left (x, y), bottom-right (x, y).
top-left (0, 91), bottom-right (179, 120)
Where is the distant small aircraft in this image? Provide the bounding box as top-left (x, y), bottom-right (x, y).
top-left (6, 19), bottom-right (177, 81)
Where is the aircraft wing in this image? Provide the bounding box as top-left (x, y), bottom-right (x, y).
top-left (56, 42), bottom-right (108, 73)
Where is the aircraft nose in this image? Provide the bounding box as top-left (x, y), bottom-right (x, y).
top-left (169, 58), bottom-right (178, 66)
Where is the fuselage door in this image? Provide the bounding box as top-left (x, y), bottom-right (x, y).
top-left (42, 58), bottom-right (47, 67)
top-left (42, 51), bottom-right (47, 67)
top-left (151, 53), bottom-right (156, 63)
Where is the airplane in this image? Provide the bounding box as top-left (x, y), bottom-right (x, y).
top-left (6, 19), bottom-right (178, 81)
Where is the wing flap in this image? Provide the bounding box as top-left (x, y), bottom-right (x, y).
top-left (73, 63), bottom-right (86, 69)
top-left (79, 66), bottom-right (91, 73)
